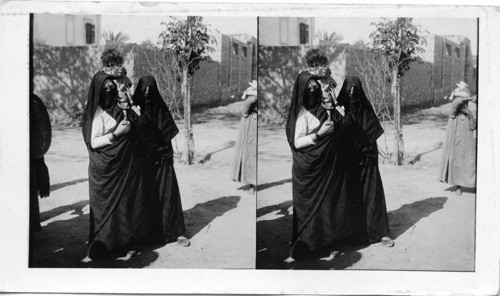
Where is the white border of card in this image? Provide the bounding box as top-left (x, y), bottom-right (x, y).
top-left (0, 1), bottom-right (499, 295)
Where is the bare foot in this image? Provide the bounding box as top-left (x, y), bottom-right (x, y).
top-left (177, 236), bottom-right (190, 247)
top-left (455, 186), bottom-right (462, 196)
top-left (381, 237), bottom-right (395, 247)
top-left (320, 250), bottom-right (340, 261)
top-left (284, 256), bottom-right (295, 263)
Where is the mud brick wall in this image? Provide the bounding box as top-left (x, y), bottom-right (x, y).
top-left (32, 45), bottom-right (103, 127)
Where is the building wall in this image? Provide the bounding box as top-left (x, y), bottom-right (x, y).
top-left (259, 17), bottom-right (314, 46)
top-left (423, 34), bottom-right (476, 100)
top-left (34, 14), bottom-right (101, 46)
top-left (222, 34), bottom-right (257, 94)
top-left (32, 45), bottom-right (103, 126)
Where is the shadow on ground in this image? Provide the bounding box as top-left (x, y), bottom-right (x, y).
top-left (183, 195), bottom-right (241, 238)
top-left (444, 186), bottom-right (476, 194)
top-left (30, 195), bottom-right (241, 268)
top-left (50, 178), bottom-right (88, 191)
top-left (408, 143), bottom-right (443, 165)
top-left (256, 196), bottom-right (448, 270)
top-left (257, 178), bottom-right (292, 192)
top-left (198, 141), bottom-right (236, 164)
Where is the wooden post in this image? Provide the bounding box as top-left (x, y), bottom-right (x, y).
top-left (182, 68), bottom-right (195, 164)
top-left (392, 69), bottom-right (404, 165)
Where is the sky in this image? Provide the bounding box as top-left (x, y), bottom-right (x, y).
top-left (315, 17), bottom-right (478, 55)
top-left (101, 15), bottom-right (257, 45)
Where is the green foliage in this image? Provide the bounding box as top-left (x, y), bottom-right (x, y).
top-left (102, 30), bottom-right (132, 56)
top-left (316, 30), bottom-right (345, 61)
top-left (370, 18), bottom-right (426, 78)
top-left (158, 16), bottom-right (216, 76)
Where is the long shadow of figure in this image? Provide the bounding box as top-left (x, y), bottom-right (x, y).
top-left (388, 196), bottom-right (448, 240)
top-left (257, 196), bottom-right (448, 270)
top-left (50, 178), bottom-right (88, 192)
top-left (30, 196), bottom-right (241, 268)
top-left (257, 178), bottom-right (292, 192)
top-left (198, 141), bottom-right (236, 164)
top-left (408, 143), bottom-right (443, 165)
top-left (183, 195), bottom-right (241, 238)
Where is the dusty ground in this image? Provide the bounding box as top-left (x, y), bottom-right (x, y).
top-left (30, 100), bottom-right (256, 269)
top-left (257, 103), bottom-right (476, 270)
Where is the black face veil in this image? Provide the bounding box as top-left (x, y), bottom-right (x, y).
top-left (285, 72), bottom-right (327, 150)
top-left (133, 75), bottom-right (179, 144)
top-left (82, 71), bottom-right (123, 148)
top-left (337, 76), bottom-right (384, 144)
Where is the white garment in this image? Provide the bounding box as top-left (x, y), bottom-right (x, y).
top-left (294, 107), bottom-right (320, 149)
top-left (91, 107), bottom-right (117, 149)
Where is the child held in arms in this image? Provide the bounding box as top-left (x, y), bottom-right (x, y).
top-left (301, 49), bottom-right (343, 118)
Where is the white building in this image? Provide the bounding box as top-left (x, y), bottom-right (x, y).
top-left (33, 14), bottom-right (101, 46)
top-left (259, 17), bottom-right (315, 46)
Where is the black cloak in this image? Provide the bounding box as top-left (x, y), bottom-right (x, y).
top-left (82, 72), bottom-right (149, 257)
top-left (133, 75), bottom-right (186, 243)
top-left (29, 94), bottom-right (51, 232)
top-left (337, 76), bottom-right (390, 243)
top-left (285, 72), bottom-right (360, 256)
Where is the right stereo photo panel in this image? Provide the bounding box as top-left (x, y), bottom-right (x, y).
top-left (257, 17), bottom-right (478, 271)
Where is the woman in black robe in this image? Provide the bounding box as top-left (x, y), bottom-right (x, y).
top-left (286, 70), bottom-right (361, 259)
top-left (82, 71), bottom-right (150, 260)
top-left (337, 76), bottom-right (393, 247)
top-left (132, 76), bottom-right (189, 247)
top-left (30, 94), bottom-right (51, 232)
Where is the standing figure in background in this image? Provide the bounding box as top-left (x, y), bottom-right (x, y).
top-left (231, 80), bottom-right (258, 195)
top-left (30, 94), bottom-right (51, 232)
top-left (337, 76), bottom-right (393, 247)
top-left (133, 75), bottom-right (190, 247)
top-left (439, 81), bottom-right (477, 195)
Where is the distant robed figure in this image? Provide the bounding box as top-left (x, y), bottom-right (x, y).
top-left (439, 81), bottom-right (477, 195)
top-left (231, 80), bottom-right (258, 194)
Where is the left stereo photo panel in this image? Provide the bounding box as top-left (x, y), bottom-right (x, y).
top-left (29, 14), bottom-right (258, 268)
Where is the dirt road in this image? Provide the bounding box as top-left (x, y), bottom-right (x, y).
top-left (30, 101), bottom-right (256, 268)
top-left (257, 104), bottom-right (476, 270)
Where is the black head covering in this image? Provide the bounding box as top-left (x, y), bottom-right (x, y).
top-left (132, 75), bottom-right (179, 144)
top-left (286, 72), bottom-right (332, 150)
top-left (30, 94), bottom-right (52, 158)
top-left (82, 71), bottom-right (123, 148)
top-left (337, 76), bottom-right (384, 144)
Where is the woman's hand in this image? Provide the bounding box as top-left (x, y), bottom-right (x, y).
top-left (317, 120), bottom-right (335, 137)
top-left (114, 119), bottom-right (131, 136)
top-left (317, 80), bottom-right (332, 95)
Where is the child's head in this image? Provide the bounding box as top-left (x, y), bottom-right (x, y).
top-left (456, 81), bottom-right (468, 90)
top-left (305, 48), bottom-right (328, 68)
top-left (112, 66), bottom-right (132, 88)
top-left (101, 48), bottom-right (124, 68)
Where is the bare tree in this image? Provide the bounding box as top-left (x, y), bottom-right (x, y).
top-left (351, 46), bottom-right (393, 161)
top-left (370, 18), bottom-right (425, 165)
top-left (138, 47), bottom-right (183, 120)
top-left (158, 16), bottom-right (216, 164)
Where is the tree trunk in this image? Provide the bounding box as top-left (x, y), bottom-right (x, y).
top-left (182, 68), bottom-right (195, 164)
top-left (392, 69), bottom-right (404, 165)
